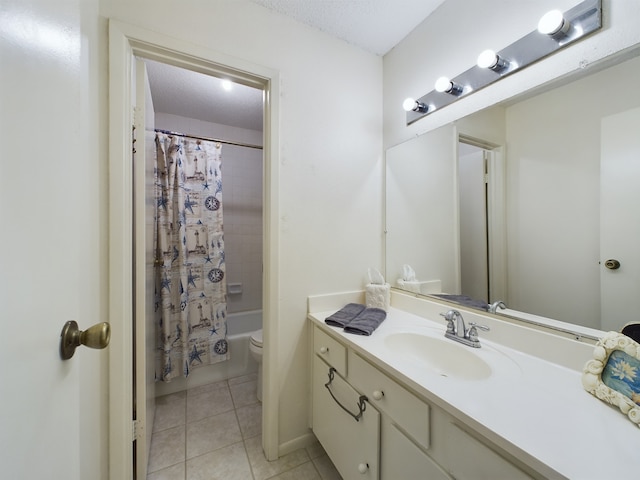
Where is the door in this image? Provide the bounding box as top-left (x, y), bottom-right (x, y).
top-left (600, 107), bottom-right (640, 331)
top-left (132, 57), bottom-right (156, 479)
top-left (312, 356), bottom-right (380, 480)
top-left (458, 143), bottom-right (489, 302)
top-left (0, 0), bottom-right (104, 478)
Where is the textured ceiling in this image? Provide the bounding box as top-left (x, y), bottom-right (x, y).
top-left (145, 1), bottom-right (446, 132)
top-left (251, 0), bottom-right (446, 56)
top-left (145, 59), bottom-right (264, 132)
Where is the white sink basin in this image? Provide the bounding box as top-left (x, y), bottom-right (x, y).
top-left (384, 332), bottom-right (500, 380)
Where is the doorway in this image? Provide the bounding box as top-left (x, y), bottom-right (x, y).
top-left (136, 58), bottom-right (265, 477)
top-left (109, 20), bottom-right (281, 480)
top-left (457, 136), bottom-right (507, 305)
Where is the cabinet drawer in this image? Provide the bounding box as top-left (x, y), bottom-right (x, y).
top-left (349, 350), bottom-right (430, 449)
top-left (312, 355), bottom-right (380, 480)
top-left (314, 326), bottom-right (347, 375)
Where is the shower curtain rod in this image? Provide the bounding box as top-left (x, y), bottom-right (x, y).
top-left (154, 128), bottom-right (263, 150)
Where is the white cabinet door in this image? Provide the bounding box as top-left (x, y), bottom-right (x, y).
top-left (381, 418), bottom-right (450, 480)
top-left (446, 424), bottom-right (532, 480)
top-left (312, 356), bottom-right (380, 480)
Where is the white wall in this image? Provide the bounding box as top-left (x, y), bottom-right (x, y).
top-left (155, 113), bottom-right (264, 314)
top-left (505, 55), bottom-right (640, 327)
top-left (384, 0), bottom-right (640, 148)
top-left (100, 0), bottom-right (384, 450)
top-left (386, 124), bottom-right (459, 293)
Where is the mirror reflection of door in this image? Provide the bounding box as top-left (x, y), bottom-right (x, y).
top-left (458, 142), bottom-right (489, 303)
top-left (600, 107), bottom-right (640, 331)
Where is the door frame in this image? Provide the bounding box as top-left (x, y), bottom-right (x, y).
top-left (108, 20), bottom-right (281, 479)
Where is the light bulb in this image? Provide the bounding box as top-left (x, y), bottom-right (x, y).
top-left (402, 97), bottom-right (428, 113)
top-left (434, 76), bottom-right (462, 95)
top-left (477, 49), bottom-right (509, 70)
top-left (403, 98), bottom-right (417, 111)
top-left (221, 79), bottom-right (233, 91)
top-left (538, 10), bottom-right (570, 36)
top-left (434, 76), bottom-right (452, 93)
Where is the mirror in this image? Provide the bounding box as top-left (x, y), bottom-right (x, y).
top-left (386, 49), bottom-right (640, 334)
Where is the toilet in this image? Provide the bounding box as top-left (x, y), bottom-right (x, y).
top-left (249, 329), bottom-right (263, 401)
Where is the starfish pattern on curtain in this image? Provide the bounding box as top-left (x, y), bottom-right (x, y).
top-left (154, 133), bottom-right (228, 382)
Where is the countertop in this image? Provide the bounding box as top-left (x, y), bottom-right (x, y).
top-left (308, 300), bottom-right (639, 479)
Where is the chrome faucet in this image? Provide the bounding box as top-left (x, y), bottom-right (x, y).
top-left (489, 300), bottom-right (507, 314)
top-left (440, 309), bottom-right (490, 348)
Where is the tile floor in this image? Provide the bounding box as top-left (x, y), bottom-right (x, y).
top-left (147, 373), bottom-right (342, 480)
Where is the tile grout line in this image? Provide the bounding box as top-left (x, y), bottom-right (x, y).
top-left (148, 376), bottom-right (264, 479)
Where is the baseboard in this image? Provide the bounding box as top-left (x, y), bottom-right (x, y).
top-left (278, 430), bottom-right (318, 457)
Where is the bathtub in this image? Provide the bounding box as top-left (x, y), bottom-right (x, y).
top-left (155, 309), bottom-right (262, 396)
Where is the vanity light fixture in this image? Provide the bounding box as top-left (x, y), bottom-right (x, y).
top-left (404, 0), bottom-right (601, 125)
top-left (477, 49), bottom-right (510, 71)
top-left (402, 97), bottom-right (429, 113)
top-left (434, 76), bottom-right (464, 95)
top-left (537, 10), bottom-right (571, 37)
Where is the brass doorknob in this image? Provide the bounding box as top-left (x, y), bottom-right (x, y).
top-left (604, 259), bottom-right (621, 270)
top-left (60, 321), bottom-right (111, 360)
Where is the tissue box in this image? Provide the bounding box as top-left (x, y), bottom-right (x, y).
top-left (366, 283), bottom-right (390, 311)
top-left (396, 279), bottom-right (442, 295)
top-left (397, 279), bottom-right (421, 294)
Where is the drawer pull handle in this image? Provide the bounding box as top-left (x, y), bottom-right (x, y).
top-left (358, 463), bottom-right (369, 474)
top-left (325, 367), bottom-right (368, 422)
top-left (372, 390), bottom-right (384, 401)
top-left (319, 346), bottom-right (329, 354)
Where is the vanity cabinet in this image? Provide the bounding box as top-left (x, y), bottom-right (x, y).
top-left (312, 355), bottom-right (380, 479)
top-left (312, 325), bottom-right (448, 480)
top-left (310, 322), bottom-right (535, 480)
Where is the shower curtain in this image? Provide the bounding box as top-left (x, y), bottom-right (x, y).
top-left (155, 132), bottom-right (229, 382)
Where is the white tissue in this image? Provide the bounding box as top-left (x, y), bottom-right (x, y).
top-left (401, 264), bottom-right (416, 282)
top-left (368, 268), bottom-right (385, 285)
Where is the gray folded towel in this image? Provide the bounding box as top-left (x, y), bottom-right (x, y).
top-left (344, 308), bottom-right (387, 336)
top-left (433, 294), bottom-right (489, 311)
top-left (325, 303), bottom-right (366, 328)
